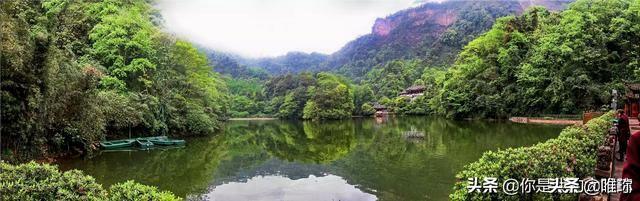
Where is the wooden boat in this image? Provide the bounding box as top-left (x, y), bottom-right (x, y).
top-left (100, 139), bottom-right (136, 149)
top-left (101, 136), bottom-right (184, 150)
top-left (136, 138), bottom-right (154, 149)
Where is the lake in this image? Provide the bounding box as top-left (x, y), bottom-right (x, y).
top-left (58, 116), bottom-right (564, 201)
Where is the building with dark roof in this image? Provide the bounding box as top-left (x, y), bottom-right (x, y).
top-left (399, 85), bottom-right (426, 100)
top-left (624, 83), bottom-right (640, 117)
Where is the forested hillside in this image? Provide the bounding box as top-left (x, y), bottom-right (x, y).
top-left (244, 52), bottom-right (329, 75)
top-left (1, 0), bottom-right (228, 162)
top-left (364, 0), bottom-right (640, 119)
top-left (201, 48), bottom-right (269, 80)
top-left (328, 0), bottom-right (572, 79)
top-left (431, 0), bottom-right (640, 118)
top-left (221, 0), bottom-right (640, 120)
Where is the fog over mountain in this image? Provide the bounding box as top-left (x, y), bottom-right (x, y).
top-left (196, 0), bottom-right (573, 78)
top-left (157, 0), bottom-right (418, 57)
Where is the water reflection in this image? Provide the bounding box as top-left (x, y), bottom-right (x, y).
top-left (205, 174), bottom-right (376, 201)
top-left (58, 117), bottom-right (564, 201)
top-left (252, 121), bottom-right (356, 163)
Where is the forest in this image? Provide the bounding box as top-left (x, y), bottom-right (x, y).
top-left (1, 0), bottom-right (228, 162)
top-left (226, 0), bottom-right (640, 120)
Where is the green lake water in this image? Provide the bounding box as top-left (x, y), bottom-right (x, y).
top-left (58, 116), bottom-right (564, 201)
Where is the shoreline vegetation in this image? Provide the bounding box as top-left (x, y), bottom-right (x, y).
top-left (0, 162), bottom-right (182, 200)
top-left (451, 111), bottom-right (614, 200)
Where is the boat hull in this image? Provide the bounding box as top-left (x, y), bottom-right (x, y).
top-left (136, 139), bottom-right (154, 149)
top-left (149, 139), bottom-right (185, 146)
top-left (100, 140), bottom-right (136, 149)
top-left (100, 136), bottom-right (184, 150)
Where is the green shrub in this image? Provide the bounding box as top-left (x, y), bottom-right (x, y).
top-left (0, 162), bottom-right (181, 201)
top-left (450, 111), bottom-right (613, 200)
top-left (0, 162), bottom-right (104, 200)
top-left (107, 181), bottom-right (180, 201)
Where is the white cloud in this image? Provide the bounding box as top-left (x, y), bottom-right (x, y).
top-left (205, 174), bottom-right (376, 201)
top-left (156, 0), bottom-right (415, 57)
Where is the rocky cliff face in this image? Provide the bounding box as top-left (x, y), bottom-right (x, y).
top-left (372, 6), bottom-right (456, 37)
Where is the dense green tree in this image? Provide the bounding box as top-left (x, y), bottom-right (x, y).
top-left (89, 0), bottom-right (157, 91)
top-left (264, 73), bottom-right (315, 99)
top-left (303, 73), bottom-right (355, 120)
top-left (277, 88), bottom-right (309, 119)
top-left (363, 60), bottom-right (423, 99)
top-left (159, 40), bottom-right (228, 135)
top-left (352, 85), bottom-right (375, 115)
top-left (224, 77), bottom-right (268, 117)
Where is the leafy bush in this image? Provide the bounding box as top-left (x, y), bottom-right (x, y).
top-left (450, 111), bottom-right (613, 200)
top-left (108, 181), bottom-right (179, 201)
top-left (0, 162), bottom-right (104, 200)
top-left (0, 162), bottom-right (181, 201)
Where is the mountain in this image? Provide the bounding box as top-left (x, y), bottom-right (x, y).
top-left (200, 48), bottom-right (269, 80)
top-left (243, 52), bottom-right (329, 75)
top-left (203, 0), bottom-right (573, 79)
top-left (327, 0), bottom-right (574, 79)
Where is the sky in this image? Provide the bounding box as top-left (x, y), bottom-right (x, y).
top-left (156, 0), bottom-right (430, 58)
top-left (206, 174), bottom-right (376, 201)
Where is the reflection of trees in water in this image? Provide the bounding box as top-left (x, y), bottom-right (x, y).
top-left (330, 116), bottom-right (564, 201)
top-left (255, 120), bottom-right (357, 163)
top-left (58, 135), bottom-right (229, 198)
top-left (207, 120), bottom-right (357, 185)
top-left (331, 120), bottom-right (438, 201)
top-left (60, 117), bottom-right (563, 200)
top-left (216, 118), bottom-right (564, 201)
